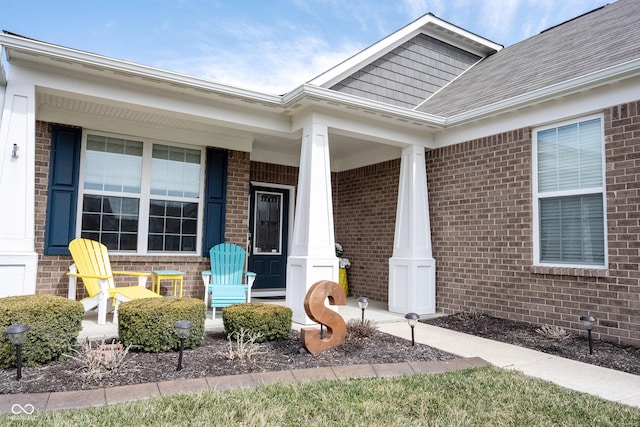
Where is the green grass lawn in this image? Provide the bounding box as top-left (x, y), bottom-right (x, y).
top-left (2, 366), bottom-right (639, 426)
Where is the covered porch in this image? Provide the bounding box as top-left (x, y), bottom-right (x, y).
top-left (0, 32), bottom-right (442, 324)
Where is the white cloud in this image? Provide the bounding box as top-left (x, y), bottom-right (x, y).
top-left (159, 27), bottom-right (362, 95)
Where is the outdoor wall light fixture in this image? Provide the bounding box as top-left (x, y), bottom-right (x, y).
top-left (173, 320), bottom-right (193, 371)
top-left (404, 313), bottom-right (420, 346)
top-left (11, 144), bottom-right (19, 159)
top-left (357, 297), bottom-right (369, 321)
top-left (4, 323), bottom-right (30, 380)
top-left (580, 315), bottom-right (597, 355)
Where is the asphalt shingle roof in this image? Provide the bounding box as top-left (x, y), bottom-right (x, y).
top-left (416, 0), bottom-right (640, 117)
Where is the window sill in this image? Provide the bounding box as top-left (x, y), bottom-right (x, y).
top-left (530, 265), bottom-right (608, 278)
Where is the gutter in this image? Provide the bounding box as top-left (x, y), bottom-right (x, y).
top-left (0, 32), bottom-right (282, 106)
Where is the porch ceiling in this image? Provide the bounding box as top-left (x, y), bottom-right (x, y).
top-left (36, 91), bottom-right (401, 172)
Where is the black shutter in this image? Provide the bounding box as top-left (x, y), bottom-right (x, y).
top-left (44, 126), bottom-right (82, 255)
top-left (202, 148), bottom-right (227, 254)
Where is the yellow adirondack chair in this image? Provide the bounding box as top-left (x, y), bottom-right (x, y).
top-left (67, 238), bottom-right (160, 324)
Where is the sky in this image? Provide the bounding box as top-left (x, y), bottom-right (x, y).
top-left (2, 0), bottom-right (611, 95)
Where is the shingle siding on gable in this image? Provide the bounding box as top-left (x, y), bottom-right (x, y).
top-left (330, 34), bottom-right (480, 108)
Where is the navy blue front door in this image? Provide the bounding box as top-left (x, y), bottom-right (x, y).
top-left (248, 186), bottom-right (289, 293)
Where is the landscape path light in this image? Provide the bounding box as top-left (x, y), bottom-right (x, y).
top-left (4, 323), bottom-right (30, 380)
top-left (579, 315), bottom-right (597, 355)
top-left (358, 297), bottom-right (369, 321)
top-left (404, 313), bottom-right (420, 346)
top-left (174, 320), bottom-right (193, 371)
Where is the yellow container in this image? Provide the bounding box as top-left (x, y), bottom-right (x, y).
top-left (338, 267), bottom-right (348, 296)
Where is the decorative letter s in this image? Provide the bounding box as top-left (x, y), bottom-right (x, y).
top-left (301, 280), bottom-right (347, 355)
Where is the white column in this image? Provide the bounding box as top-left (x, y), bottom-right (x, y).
top-left (286, 117), bottom-right (338, 324)
top-left (0, 79), bottom-right (38, 297)
top-left (388, 144), bottom-right (436, 315)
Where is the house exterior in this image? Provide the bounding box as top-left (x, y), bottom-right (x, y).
top-left (1, 0), bottom-right (639, 344)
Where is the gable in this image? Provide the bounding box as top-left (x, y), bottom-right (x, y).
top-left (417, 0), bottom-right (640, 118)
top-left (330, 34), bottom-right (481, 108)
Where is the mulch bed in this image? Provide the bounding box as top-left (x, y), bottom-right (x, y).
top-left (0, 330), bottom-right (455, 395)
top-left (422, 312), bottom-right (640, 375)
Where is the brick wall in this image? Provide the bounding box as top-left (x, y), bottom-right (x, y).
top-left (34, 121), bottom-right (250, 301)
top-left (250, 161), bottom-right (298, 187)
top-left (226, 151), bottom-right (250, 245)
top-left (426, 100), bottom-right (640, 345)
top-left (333, 160), bottom-right (400, 301)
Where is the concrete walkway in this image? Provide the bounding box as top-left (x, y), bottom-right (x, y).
top-left (1, 298), bottom-right (639, 413)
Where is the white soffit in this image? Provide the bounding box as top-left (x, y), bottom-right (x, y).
top-left (307, 13), bottom-right (502, 90)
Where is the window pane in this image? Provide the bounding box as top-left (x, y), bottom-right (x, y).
top-left (151, 144), bottom-right (201, 198)
top-left (81, 135), bottom-right (202, 255)
top-left (540, 194), bottom-right (604, 264)
top-left (81, 195), bottom-right (139, 251)
top-left (537, 118), bottom-right (602, 193)
top-left (84, 135), bottom-right (143, 193)
top-left (147, 200), bottom-right (198, 252)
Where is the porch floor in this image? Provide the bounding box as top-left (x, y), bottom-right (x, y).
top-left (77, 297), bottom-right (418, 340)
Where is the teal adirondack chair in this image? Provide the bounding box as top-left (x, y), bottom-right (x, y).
top-left (201, 243), bottom-right (256, 318)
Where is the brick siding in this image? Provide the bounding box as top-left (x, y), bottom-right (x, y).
top-left (426, 101), bottom-right (640, 345)
top-left (32, 98), bottom-right (640, 345)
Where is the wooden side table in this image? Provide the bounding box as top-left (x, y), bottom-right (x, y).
top-left (151, 270), bottom-right (185, 298)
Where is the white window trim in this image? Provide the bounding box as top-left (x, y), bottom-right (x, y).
top-left (76, 129), bottom-right (206, 256)
top-left (532, 113), bottom-right (608, 269)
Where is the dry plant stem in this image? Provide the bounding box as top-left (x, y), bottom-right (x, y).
top-left (226, 329), bottom-right (264, 362)
top-left (64, 338), bottom-right (131, 380)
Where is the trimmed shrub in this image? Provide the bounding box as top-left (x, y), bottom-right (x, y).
top-left (118, 297), bottom-right (206, 352)
top-left (222, 303), bottom-right (292, 342)
top-left (0, 295), bottom-right (84, 369)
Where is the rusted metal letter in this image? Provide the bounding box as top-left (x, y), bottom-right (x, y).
top-left (300, 280), bottom-right (347, 355)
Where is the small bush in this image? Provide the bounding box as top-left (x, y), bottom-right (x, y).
top-left (118, 297), bottom-right (206, 352)
top-left (222, 303), bottom-right (292, 343)
top-left (536, 324), bottom-right (571, 340)
top-left (346, 318), bottom-right (379, 340)
top-left (0, 295), bottom-right (84, 369)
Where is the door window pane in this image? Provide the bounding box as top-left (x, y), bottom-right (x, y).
top-left (253, 192), bottom-right (282, 254)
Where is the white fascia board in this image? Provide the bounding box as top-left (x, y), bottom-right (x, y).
top-left (307, 14), bottom-right (501, 89)
top-left (285, 84), bottom-right (446, 128)
top-left (447, 58), bottom-right (640, 127)
top-left (0, 33), bottom-right (282, 105)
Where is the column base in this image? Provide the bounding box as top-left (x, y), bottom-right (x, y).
top-left (388, 257), bottom-right (436, 315)
top-left (285, 255), bottom-right (339, 325)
